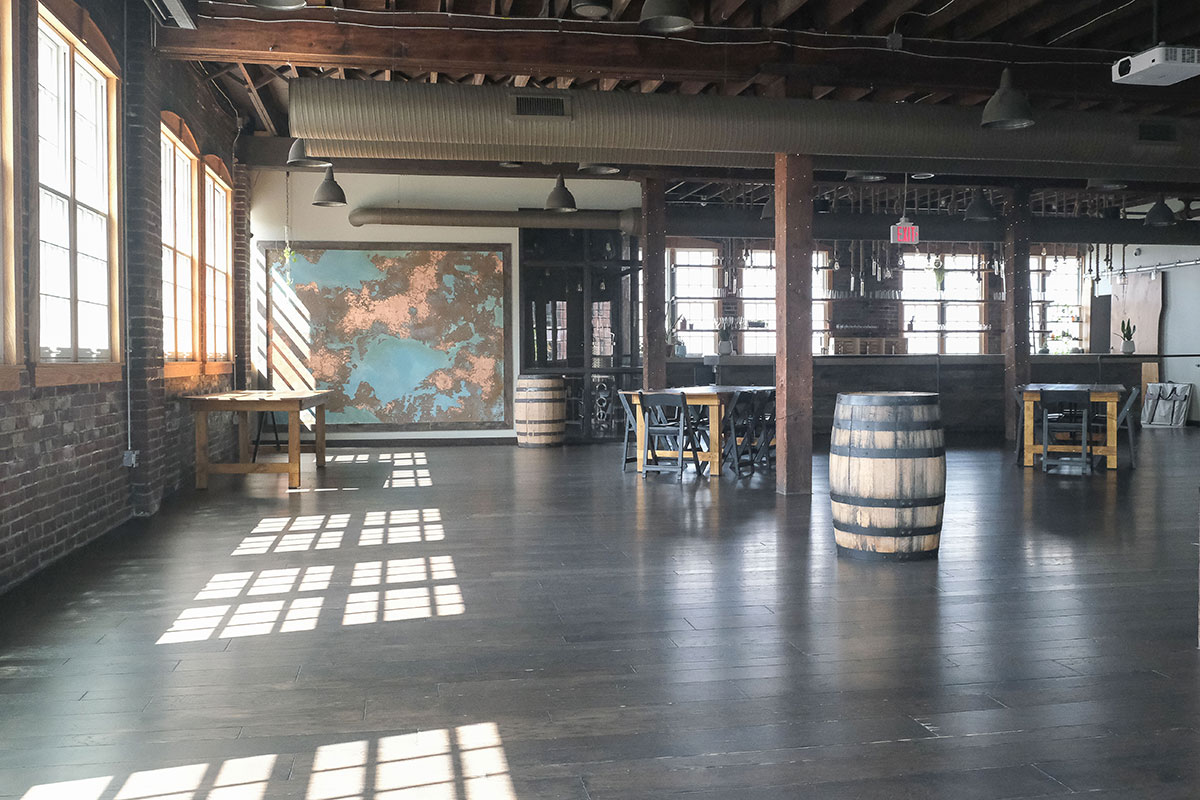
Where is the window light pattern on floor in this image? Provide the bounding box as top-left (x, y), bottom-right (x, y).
top-left (385, 468), bottom-right (432, 488)
top-left (19, 726), bottom-right (515, 800)
top-left (159, 557), bottom-right (463, 643)
top-left (344, 556), bottom-right (464, 624)
top-left (326, 451), bottom-right (427, 465)
top-left (232, 510), bottom-right (445, 554)
top-left (233, 514), bottom-right (351, 555)
top-left (359, 509), bottom-right (444, 546)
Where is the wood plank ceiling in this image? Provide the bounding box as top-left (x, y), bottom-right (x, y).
top-left (165, 0), bottom-right (1200, 142)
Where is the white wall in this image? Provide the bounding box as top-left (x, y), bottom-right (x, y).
top-left (1127, 245), bottom-right (1200, 421)
top-left (247, 170), bottom-right (640, 439)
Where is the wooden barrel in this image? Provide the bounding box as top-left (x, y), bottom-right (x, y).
top-left (829, 392), bottom-right (946, 561)
top-left (514, 375), bottom-right (566, 447)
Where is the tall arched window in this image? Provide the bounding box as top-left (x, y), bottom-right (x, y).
top-left (36, 1), bottom-right (120, 371)
top-left (161, 115), bottom-right (199, 362)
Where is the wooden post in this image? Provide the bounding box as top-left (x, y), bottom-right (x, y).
top-left (775, 153), bottom-right (814, 495)
top-left (642, 178), bottom-right (667, 390)
top-left (1003, 186), bottom-right (1032, 443)
top-left (287, 410), bottom-right (301, 489)
top-left (315, 404), bottom-right (326, 468)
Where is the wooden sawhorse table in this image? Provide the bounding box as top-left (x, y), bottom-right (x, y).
top-left (187, 390), bottom-right (331, 489)
top-left (1020, 383), bottom-right (1123, 471)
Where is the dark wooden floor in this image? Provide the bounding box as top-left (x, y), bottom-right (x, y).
top-left (1, 430), bottom-right (1199, 799)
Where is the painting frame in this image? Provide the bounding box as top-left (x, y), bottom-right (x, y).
top-left (257, 240), bottom-right (514, 432)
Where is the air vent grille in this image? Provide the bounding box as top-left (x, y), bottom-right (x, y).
top-left (511, 95), bottom-right (571, 118)
top-left (1138, 121), bottom-right (1178, 142)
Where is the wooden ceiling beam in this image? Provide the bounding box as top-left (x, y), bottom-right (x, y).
top-left (236, 63), bottom-right (279, 136)
top-left (952, 0), bottom-right (1041, 41)
top-left (907, 0), bottom-right (986, 36)
top-left (735, 0), bottom-right (811, 28)
top-left (814, 0), bottom-right (864, 32)
top-left (861, 0), bottom-right (924, 36)
top-left (155, 13), bottom-right (1200, 106)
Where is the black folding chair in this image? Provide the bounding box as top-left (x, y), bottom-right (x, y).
top-left (617, 392), bottom-right (638, 473)
top-left (638, 392), bottom-right (704, 481)
top-left (1090, 387), bottom-right (1139, 469)
top-left (1041, 389), bottom-right (1092, 475)
top-left (750, 390), bottom-right (776, 470)
top-left (721, 391), bottom-right (756, 478)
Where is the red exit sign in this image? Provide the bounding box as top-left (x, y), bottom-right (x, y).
top-left (890, 223), bottom-right (920, 244)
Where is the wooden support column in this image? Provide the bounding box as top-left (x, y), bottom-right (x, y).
top-left (1003, 186), bottom-right (1032, 442)
top-left (775, 154), bottom-right (814, 495)
top-left (642, 178), bottom-right (667, 389)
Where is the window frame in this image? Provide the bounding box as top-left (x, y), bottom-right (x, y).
top-left (0, 0), bottom-right (18, 389)
top-left (203, 162), bottom-right (234, 365)
top-left (161, 122), bottom-right (200, 364)
top-left (159, 114), bottom-right (236, 379)
top-left (33, 1), bottom-right (122, 386)
top-left (900, 253), bottom-right (986, 355)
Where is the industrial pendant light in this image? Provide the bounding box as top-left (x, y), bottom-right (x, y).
top-left (1144, 196), bottom-right (1176, 227)
top-left (981, 68), bottom-right (1034, 130)
top-left (249, 0), bottom-right (308, 10)
top-left (571, 0), bottom-right (611, 18)
top-left (286, 138), bottom-right (331, 168)
top-left (844, 170), bottom-right (886, 183)
top-left (578, 163), bottom-right (621, 175)
top-left (312, 166), bottom-right (347, 207)
top-left (544, 174), bottom-right (578, 213)
top-left (639, 0), bottom-right (694, 34)
top-left (964, 188), bottom-right (998, 221)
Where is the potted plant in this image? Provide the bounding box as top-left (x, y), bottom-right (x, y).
top-left (668, 314), bottom-right (688, 357)
top-left (716, 316), bottom-right (744, 355)
top-left (1117, 319), bottom-right (1136, 354)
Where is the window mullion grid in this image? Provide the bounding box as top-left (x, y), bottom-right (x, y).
top-left (67, 48), bottom-right (78, 362)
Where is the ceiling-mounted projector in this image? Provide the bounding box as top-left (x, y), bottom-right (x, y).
top-left (1112, 45), bottom-right (1200, 85)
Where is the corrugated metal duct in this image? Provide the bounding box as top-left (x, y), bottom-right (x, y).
top-left (290, 80), bottom-right (1200, 182)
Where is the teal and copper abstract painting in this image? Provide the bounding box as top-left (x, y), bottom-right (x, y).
top-left (267, 244), bottom-right (510, 430)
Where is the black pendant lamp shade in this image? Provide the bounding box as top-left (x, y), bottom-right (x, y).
top-left (287, 138), bottom-right (332, 169)
top-left (312, 166), bottom-right (347, 207)
top-left (249, 0), bottom-right (308, 10)
top-left (981, 68), bottom-right (1034, 130)
top-left (571, 0), bottom-right (611, 18)
top-left (964, 188), bottom-right (998, 221)
top-left (545, 174), bottom-right (578, 212)
top-left (639, 0), bottom-right (694, 34)
top-left (1144, 196), bottom-right (1177, 227)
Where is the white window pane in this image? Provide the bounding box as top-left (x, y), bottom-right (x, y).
top-left (175, 151), bottom-right (193, 254)
top-left (39, 191), bottom-right (71, 294)
top-left (177, 252), bottom-right (193, 295)
top-left (161, 138), bottom-right (175, 249)
top-left (73, 59), bottom-right (108, 212)
top-left (77, 301), bottom-right (109, 359)
top-left (743, 331), bottom-right (774, 356)
top-left (678, 331), bottom-right (715, 356)
top-left (906, 335), bottom-right (939, 355)
top-left (39, 295), bottom-right (73, 359)
top-left (37, 24), bottom-right (71, 194)
top-left (78, 255), bottom-right (108, 306)
top-left (77, 207), bottom-right (107, 259)
top-left (944, 334), bottom-right (981, 355)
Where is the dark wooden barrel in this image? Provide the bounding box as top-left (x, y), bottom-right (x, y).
top-left (514, 375), bottom-right (566, 447)
top-left (829, 392), bottom-right (945, 561)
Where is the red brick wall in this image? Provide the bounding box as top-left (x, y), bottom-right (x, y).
top-left (0, 0), bottom-right (243, 593)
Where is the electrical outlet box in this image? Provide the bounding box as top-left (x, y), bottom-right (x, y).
top-left (122, 450), bottom-right (139, 468)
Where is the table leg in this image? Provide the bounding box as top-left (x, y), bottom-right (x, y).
top-left (238, 411), bottom-right (251, 463)
top-left (1023, 398), bottom-right (1035, 468)
top-left (315, 404), bottom-right (327, 468)
top-left (708, 399), bottom-right (721, 478)
top-left (1106, 398), bottom-right (1118, 470)
top-left (288, 410), bottom-right (301, 489)
top-left (635, 406), bottom-right (645, 472)
top-left (195, 411), bottom-right (209, 490)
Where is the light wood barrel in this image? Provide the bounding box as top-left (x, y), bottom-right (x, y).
top-left (515, 375), bottom-right (567, 448)
top-left (829, 392), bottom-right (946, 561)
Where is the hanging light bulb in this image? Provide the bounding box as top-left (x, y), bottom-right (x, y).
top-left (980, 67), bottom-right (1034, 130)
top-left (312, 166), bottom-right (347, 207)
top-left (545, 174), bottom-right (578, 213)
top-left (250, 0), bottom-right (308, 9)
top-left (286, 138), bottom-right (331, 168)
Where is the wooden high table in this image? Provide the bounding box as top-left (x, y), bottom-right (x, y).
top-left (1020, 383), bottom-right (1124, 470)
top-left (187, 390), bottom-right (331, 489)
top-left (622, 385), bottom-right (772, 478)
